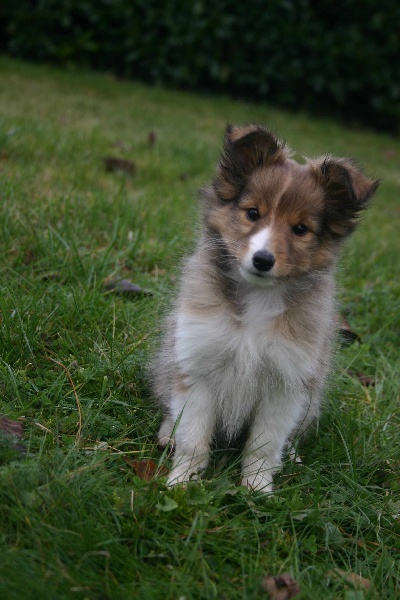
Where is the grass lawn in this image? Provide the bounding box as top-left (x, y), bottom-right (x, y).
top-left (0, 56), bottom-right (399, 599)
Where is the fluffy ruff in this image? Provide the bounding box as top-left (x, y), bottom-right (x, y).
top-left (152, 124), bottom-right (378, 493)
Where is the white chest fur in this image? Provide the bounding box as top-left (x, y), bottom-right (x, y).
top-left (175, 285), bottom-right (322, 436)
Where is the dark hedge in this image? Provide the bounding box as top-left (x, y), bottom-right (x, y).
top-left (2, 0), bottom-right (400, 130)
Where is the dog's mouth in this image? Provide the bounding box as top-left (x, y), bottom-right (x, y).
top-left (238, 266), bottom-right (277, 287)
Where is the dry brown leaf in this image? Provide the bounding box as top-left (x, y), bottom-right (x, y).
top-left (335, 314), bottom-right (361, 345)
top-left (23, 250), bottom-right (37, 265)
top-left (261, 573), bottom-right (301, 599)
top-left (103, 156), bottom-right (136, 175)
top-left (347, 370), bottom-right (375, 387)
top-left (326, 569), bottom-right (371, 591)
top-left (104, 278), bottom-right (153, 297)
top-left (0, 415), bottom-right (23, 438)
top-left (0, 415), bottom-right (26, 454)
top-left (124, 457), bottom-right (169, 481)
top-left (148, 131), bottom-right (157, 147)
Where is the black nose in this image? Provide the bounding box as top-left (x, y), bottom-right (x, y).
top-left (252, 250), bottom-right (275, 272)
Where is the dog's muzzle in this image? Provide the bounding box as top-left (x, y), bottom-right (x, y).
top-left (252, 250), bottom-right (275, 272)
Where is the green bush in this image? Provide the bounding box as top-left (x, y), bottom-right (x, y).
top-left (3, 0), bottom-right (400, 130)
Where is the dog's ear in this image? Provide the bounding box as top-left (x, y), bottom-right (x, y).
top-left (310, 156), bottom-right (379, 237)
top-left (214, 124), bottom-right (290, 201)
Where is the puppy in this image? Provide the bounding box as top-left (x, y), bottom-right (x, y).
top-left (152, 124), bottom-right (378, 493)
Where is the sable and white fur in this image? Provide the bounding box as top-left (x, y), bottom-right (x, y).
top-left (152, 124), bottom-right (378, 493)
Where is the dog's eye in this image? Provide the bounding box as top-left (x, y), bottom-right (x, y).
top-left (246, 208), bottom-right (260, 222)
top-left (292, 224), bottom-right (308, 236)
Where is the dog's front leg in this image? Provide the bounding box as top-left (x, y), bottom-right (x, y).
top-left (167, 381), bottom-right (214, 486)
top-left (241, 389), bottom-right (306, 493)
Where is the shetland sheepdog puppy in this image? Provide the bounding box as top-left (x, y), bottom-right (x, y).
top-left (152, 124), bottom-right (378, 493)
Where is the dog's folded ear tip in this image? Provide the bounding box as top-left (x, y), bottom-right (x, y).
top-left (222, 123), bottom-right (287, 156)
top-left (225, 123), bottom-right (271, 142)
top-left (225, 123), bottom-right (260, 142)
top-left (310, 155), bottom-right (379, 203)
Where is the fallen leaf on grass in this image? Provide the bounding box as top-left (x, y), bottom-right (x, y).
top-left (336, 314), bottom-right (361, 345)
top-left (0, 415), bottom-right (23, 437)
top-left (123, 457), bottom-right (169, 481)
top-left (261, 573), bottom-right (300, 599)
top-left (0, 415), bottom-right (26, 454)
top-left (22, 249), bottom-right (37, 265)
top-left (325, 569), bottom-right (371, 591)
top-left (347, 370), bottom-right (375, 387)
top-left (103, 156), bottom-right (136, 175)
top-left (148, 131), bottom-right (157, 147)
top-left (104, 278), bottom-right (153, 297)
top-left (0, 149), bottom-right (8, 160)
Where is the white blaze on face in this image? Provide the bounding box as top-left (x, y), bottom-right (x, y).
top-left (239, 226), bottom-right (276, 285)
top-left (244, 227), bottom-right (272, 270)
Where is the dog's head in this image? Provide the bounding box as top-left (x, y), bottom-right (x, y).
top-left (202, 124), bottom-right (378, 286)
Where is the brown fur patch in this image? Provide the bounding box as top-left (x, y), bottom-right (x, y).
top-left (308, 156), bottom-right (379, 237)
top-left (213, 124), bottom-right (291, 202)
top-left (180, 254), bottom-right (243, 323)
top-left (174, 373), bottom-right (190, 395)
top-left (272, 281), bottom-right (333, 350)
top-left (201, 129), bottom-right (379, 282)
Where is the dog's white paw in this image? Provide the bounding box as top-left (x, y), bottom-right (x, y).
top-left (167, 459), bottom-right (206, 487)
top-left (158, 416), bottom-right (175, 449)
top-left (158, 435), bottom-right (175, 450)
top-left (241, 474), bottom-right (273, 494)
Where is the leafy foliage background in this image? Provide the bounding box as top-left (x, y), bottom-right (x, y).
top-left (1, 0), bottom-right (400, 129)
